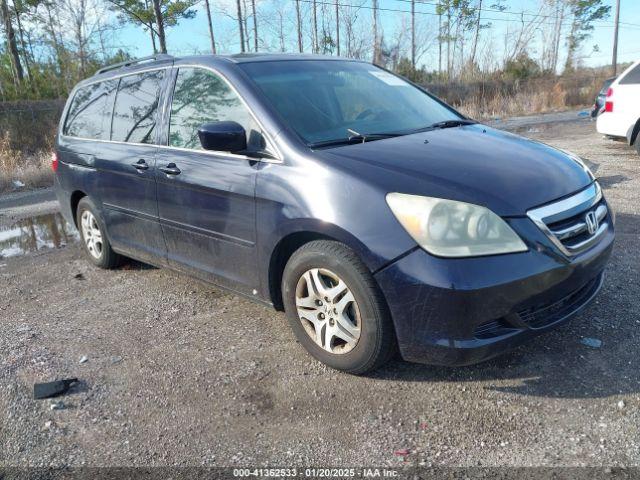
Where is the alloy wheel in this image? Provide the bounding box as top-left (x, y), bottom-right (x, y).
top-left (80, 210), bottom-right (103, 259)
top-left (295, 268), bottom-right (361, 354)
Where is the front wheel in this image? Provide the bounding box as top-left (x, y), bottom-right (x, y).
top-left (282, 240), bottom-right (396, 374)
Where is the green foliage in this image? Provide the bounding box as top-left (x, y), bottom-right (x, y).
top-left (503, 53), bottom-right (541, 80)
top-left (108, 0), bottom-right (197, 31)
top-left (565, 0), bottom-right (611, 71)
top-left (0, 47), bottom-right (132, 101)
top-left (395, 57), bottom-right (439, 84)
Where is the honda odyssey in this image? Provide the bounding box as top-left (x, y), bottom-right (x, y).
top-left (54, 54), bottom-right (614, 374)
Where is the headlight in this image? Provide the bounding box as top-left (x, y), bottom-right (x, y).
top-left (386, 193), bottom-right (528, 257)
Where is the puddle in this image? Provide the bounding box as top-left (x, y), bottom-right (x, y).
top-left (0, 212), bottom-right (78, 259)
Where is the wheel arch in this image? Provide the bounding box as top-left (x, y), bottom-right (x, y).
top-left (266, 220), bottom-right (381, 311)
top-left (626, 118), bottom-right (640, 146)
top-left (70, 190), bottom-right (87, 227)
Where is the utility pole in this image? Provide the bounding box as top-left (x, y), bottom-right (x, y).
top-left (612, 0), bottom-right (620, 76)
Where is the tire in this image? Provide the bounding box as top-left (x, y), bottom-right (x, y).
top-left (76, 197), bottom-right (122, 269)
top-left (282, 240), bottom-right (396, 374)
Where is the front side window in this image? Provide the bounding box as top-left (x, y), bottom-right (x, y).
top-left (239, 60), bottom-right (461, 146)
top-left (169, 67), bottom-right (262, 151)
top-left (111, 70), bottom-right (164, 144)
top-left (63, 80), bottom-right (118, 140)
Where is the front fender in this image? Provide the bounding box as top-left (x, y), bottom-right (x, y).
top-left (255, 160), bottom-right (418, 302)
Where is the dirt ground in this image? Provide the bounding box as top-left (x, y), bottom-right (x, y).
top-left (1, 116), bottom-right (639, 470)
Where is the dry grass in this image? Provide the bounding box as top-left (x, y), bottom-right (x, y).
top-left (0, 101), bottom-right (61, 194)
top-left (457, 87), bottom-right (571, 120)
top-left (0, 133), bottom-right (53, 193)
top-left (429, 75), bottom-right (604, 120)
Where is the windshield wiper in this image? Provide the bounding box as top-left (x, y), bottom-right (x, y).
top-left (308, 129), bottom-right (402, 149)
top-left (425, 119), bottom-right (477, 130)
top-left (391, 119), bottom-right (477, 136)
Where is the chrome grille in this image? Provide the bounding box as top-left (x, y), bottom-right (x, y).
top-left (527, 183), bottom-right (609, 256)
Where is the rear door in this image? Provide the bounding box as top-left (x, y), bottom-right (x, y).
top-left (94, 69), bottom-right (169, 264)
top-left (155, 66), bottom-right (269, 294)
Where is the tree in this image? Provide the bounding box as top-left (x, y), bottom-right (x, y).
top-left (235, 0), bottom-right (245, 52)
top-left (295, 0), bottom-right (302, 52)
top-left (312, 0), bottom-right (318, 53)
top-left (58, 0), bottom-right (106, 77)
top-left (564, 0), bottom-right (610, 71)
top-left (503, 51), bottom-right (540, 80)
top-left (335, 0), bottom-right (339, 55)
top-left (539, 0), bottom-right (567, 73)
top-left (10, 0), bottom-right (39, 87)
top-left (502, 7), bottom-right (543, 67)
top-left (203, 0), bottom-right (216, 53)
top-left (251, 0), bottom-right (258, 52)
top-left (0, 0), bottom-right (24, 85)
top-left (107, 0), bottom-right (197, 54)
top-left (410, 0), bottom-right (415, 68)
top-left (372, 0), bottom-right (379, 64)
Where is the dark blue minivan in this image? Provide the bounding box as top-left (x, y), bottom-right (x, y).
top-left (54, 54), bottom-right (614, 374)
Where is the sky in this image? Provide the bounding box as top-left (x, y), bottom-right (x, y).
top-left (113, 0), bottom-right (640, 70)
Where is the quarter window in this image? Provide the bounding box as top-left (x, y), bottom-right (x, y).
top-left (111, 70), bottom-right (164, 144)
top-left (169, 68), bottom-right (262, 151)
top-left (63, 80), bottom-right (118, 139)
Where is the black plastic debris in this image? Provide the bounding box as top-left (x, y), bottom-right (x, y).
top-left (74, 273), bottom-right (85, 280)
top-left (34, 378), bottom-right (78, 399)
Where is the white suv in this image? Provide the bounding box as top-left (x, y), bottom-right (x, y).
top-left (597, 59), bottom-right (640, 155)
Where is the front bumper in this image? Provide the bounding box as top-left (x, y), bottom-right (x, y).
top-left (374, 214), bottom-right (614, 366)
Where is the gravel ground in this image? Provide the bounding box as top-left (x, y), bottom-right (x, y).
top-left (1, 117), bottom-right (639, 469)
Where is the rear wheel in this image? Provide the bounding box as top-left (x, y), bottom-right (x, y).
top-left (76, 197), bottom-right (122, 269)
top-left (282, 240), bottom-right (396, 374)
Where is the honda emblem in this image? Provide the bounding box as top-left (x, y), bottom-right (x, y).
top-left (585, 211), bottom-right (598, 235)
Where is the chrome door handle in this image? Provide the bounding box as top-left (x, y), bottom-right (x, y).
top-left (132, 159), bottom-right (149, 170)
top-left (159, 163), bottom-right (181, 175)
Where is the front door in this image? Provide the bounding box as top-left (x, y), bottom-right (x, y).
top-left (155, 67), bottom-right (269, 294)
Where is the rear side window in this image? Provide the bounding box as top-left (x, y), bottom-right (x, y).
top-left (168, 68), bottom-right (261, 151)
top-left (111, 70), bottom-right (164, 144)
top-left (620, 64), bottom-right (640, 85)
top-left (63, 80), bottom-right (118, 139)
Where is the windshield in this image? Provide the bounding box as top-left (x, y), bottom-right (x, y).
top-left (239, 60), bottom-right (462, 146)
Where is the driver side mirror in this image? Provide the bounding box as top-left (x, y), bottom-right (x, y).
top-left (198, 121), bottom-right (247, 153)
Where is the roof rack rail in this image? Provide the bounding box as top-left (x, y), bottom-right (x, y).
top-left (95, 54), bottom-right (174, 75)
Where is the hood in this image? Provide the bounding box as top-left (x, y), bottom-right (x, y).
top-left (319, 124), bottom-right (593, 216)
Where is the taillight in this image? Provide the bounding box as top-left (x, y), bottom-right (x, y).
top-left (51, 151), bottom-right (59, 172)
top-left (606, 87), bottom-right (613, 97)
top-left (605, 101), bottom-right (614, 113)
